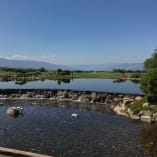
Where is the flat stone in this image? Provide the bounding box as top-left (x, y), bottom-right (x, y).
top-left (135, 96), bottom-right (142, 101)
top-left (143, 110), bottom-right (152, 117)
top-left (130, 115), bottom-right (140, 120)
top-left (141, 115), bottom-right (152, 123)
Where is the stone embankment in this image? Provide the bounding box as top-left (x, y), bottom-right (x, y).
top-left (0, 89), bottom-right (156, 123)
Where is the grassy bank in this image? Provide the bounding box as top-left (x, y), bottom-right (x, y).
top-left (0, 68), bottom-right (142, 80)
top-left (73, 71), bottom-right (122, 79)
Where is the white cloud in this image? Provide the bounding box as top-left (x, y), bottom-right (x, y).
top-left (0, 54), bottom-right (56, 63)
top-left (0, 54), bottom-right (28, 60)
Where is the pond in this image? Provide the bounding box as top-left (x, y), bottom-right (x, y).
top-left (0, 104), bottom-right (156, 157)
top-left (0, 79), bottom-right (143, 94)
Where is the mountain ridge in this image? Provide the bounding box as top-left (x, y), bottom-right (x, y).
top-left (0, 58), bottom-right (143, 71)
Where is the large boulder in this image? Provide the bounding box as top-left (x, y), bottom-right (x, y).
top-left (7, 107), bottom-right (21, 118)
top-left (141, 115), bottom-right (152, 123)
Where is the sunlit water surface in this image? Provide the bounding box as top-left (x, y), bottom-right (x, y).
top-left (0, 104), bottom-right (156, 157)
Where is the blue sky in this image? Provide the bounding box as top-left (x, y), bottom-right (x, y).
top-left (0, 0), bottom-right (157, 64)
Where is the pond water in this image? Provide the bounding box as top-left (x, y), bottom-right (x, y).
top-left (0, 104), bottom-right (156, 157)
top-left (0, 79), bottom-right (143, 94)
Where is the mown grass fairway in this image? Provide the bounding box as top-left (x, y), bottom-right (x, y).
top-left (73, 71), bottom-right (122, 79)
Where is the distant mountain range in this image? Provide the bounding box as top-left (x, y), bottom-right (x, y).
top-left (0, 58), bottom-right (143, 71)
top-left (0, 58), bottom-right (63, 70)
top-left (64, 63), bottom-right (144, 71)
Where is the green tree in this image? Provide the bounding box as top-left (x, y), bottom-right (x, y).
top-left (144, 49), bottom-right (157, 70)
top-left (57, 69), bottom-right (62, 73)
top-left (39, 67), bottom-right (46, 72)
top-left (141, 49), bottom-right (157, 102)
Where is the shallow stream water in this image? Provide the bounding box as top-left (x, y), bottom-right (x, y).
top-left (0, 104), bottom-right (156, 157)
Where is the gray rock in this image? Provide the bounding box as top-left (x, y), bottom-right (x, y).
top-left (20, 94), bottom-right (28, 98)
top-left (127, 108), bottom-right (134, 115)
top-left (100, 95), bottom-right (105, 103)
top-left (118, 95), bottom-right (123, 98)
top-left (78, 94), bottom-right (84, 101)
top-left (130, 115), bottom-right (140, 120)
top-left (154, 117), bottom-right (157, 122)
top-left (143, 102), bottom-right (149, 108)
top-left (113, 97), bottom-right (122, 102)
top-left (35, 95), bottom-right (42, 98)
top-left (56, 96), bottom-right (63, 99)
top-left (135, 96), bottom-right (142, 101)
top-left (102, 94), bottom-right (107, 100)
top-left (6, 107), bottom-right (23, 118)
top-left (11, 94), bottom-right (16, 98)
top-left (91, 92), bottom-right (97, 100)
top-left (141, 115), bottom-right (152, 123)
top-left (153, 112), bottom-right (157, 118)
top-left (143, 110), bottom-right (152, 117)
top-left (106, 95), bottom-right (112, 99)
top-left (3, 95), bottom-right (8, 98)
top-left (72, 93), bottom-right (78, 100)
top-left (63, 91), bottom-right (69, 98)
top-left (153, 113), bottom-right (157, 122)
top-left (94, 95), bottom-right (101, 102)
top-left (27, 92), bottom-right (33, 97)
top-left (82, 98), bottom-right (90, 103)
top-left (56, 91), bottom-right (64, 97)
top-left (105, 99), bottom-right (112, 104)
top-left (138, 111), bottom-right (144, 117)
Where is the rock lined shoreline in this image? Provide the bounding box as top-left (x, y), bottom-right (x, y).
top-left (0, 89), bottom-right (156, 123)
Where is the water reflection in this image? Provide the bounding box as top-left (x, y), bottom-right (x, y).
top-left (12, 79), bottom-right (72, 85)
top-left (113, 79), bottom-right (140, 84)
top-left (7, 112), bottom-right (23, 119)
top-left (140, 124), bottom-right (157, 157)
top-left (0, 78), bottom-right (143, 94)
top-left (57, 79), bottom-right (71, 85)
top-left (113, 79), bottom-right (126, 83)
top-left (15, 80), bottom-right (27, 85)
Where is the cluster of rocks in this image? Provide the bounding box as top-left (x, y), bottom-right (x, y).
top-left (113, 96), bottom-right (157, 123)
top-left (1, 89), bottom-right (157, 123)
top-left (0, 89), bottom-right (136, 104)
